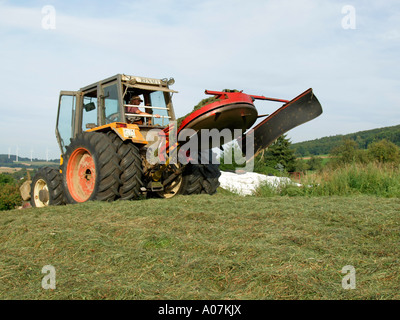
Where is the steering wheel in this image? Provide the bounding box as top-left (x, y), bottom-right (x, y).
top-left (106, 113), bottom-right (120, 123)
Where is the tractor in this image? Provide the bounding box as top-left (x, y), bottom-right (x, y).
top-left (21, 74), bottom-right (322, 207)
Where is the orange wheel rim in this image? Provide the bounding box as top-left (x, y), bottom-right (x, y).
top-left (66, 148), bottom-right (96, 202)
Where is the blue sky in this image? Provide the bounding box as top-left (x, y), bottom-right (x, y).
top-left (0, 0), bottom-right (399, 159)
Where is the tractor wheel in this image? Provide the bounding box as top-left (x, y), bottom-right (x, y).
top-left (30, 167), bottom-right (65, 207)
top-left (156, 163), bottom-right (184, 198)
top-left (62, 132), bottom-right (121, 203)
top-left (107, 132), bottom-right (143, 200)
top-left (180, 150), bottom-right (221, 195)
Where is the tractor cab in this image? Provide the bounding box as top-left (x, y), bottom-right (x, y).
top-left (55, 74), bottom-right (177, 154)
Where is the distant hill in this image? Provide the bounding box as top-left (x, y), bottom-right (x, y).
top-left (292, 124), bottom-right (400, 156)
top-left (0, 154), bottom-right (31, 164)
top-left (0, 154), bottom-right (58, 168)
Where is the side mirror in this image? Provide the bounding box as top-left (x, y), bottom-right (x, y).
top-left (84, 102), bottom-right (96, 112)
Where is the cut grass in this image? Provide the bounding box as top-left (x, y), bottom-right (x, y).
top-left (0, 194), bottom-right (399, 300)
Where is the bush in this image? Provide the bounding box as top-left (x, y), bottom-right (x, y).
top-left (329, 139), bottom-right (369, 167)
top-left (0, 173), bottom-right (14, 185)
top-left (294, 158), bottom-right (309, 173)
top-left (367, 139), bottom-right (400, 164)
top-left (307, 156), bottom-right (323, 171)
top-left (0, 183), bottom-right (22, 211)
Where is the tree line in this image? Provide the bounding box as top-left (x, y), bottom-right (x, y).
top-left (291, 124), bottom-right (400, 156)
top-left (220, 134), bottom-right (400, 175)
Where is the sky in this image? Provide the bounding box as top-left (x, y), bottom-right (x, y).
top-left (0, 0), bottom-right (399, 160)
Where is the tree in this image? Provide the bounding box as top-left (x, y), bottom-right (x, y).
top-left (256, 134), bottom-right (297, 173)
top-left (329, 138), bottom-right (368, 166)
top-left (307, 155), bottom-right (323, 171)
top-left (330, 139), bottom-right (358, 163)
top-left (294, 158), bottom-right (309, 173)
top-left (367, 139), bottom-right (400, 163)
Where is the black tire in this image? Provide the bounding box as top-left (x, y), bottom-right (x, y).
top-left (62, 132), bottom-right (121, 203)
top-left (30, 166), bottom-right (64, 207)
top-left (180, 149), bottom-right (221, 195)
top-left (107, 132), bottom-right (143, 200)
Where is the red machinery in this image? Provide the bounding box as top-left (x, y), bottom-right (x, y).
top-left (165, 88), bottom-right (322, 160)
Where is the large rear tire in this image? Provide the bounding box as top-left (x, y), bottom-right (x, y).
top-left (180, 150), bottom-right (221, 195)
top-left (30, 167), bottom-right (64, 207)
top-left (107, 132), bottom-right (143, 200)
top-left (62, 132), bottom-right (121, 203)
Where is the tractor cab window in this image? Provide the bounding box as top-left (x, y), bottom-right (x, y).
top-left (149, 91), bottom-right (170, 126)
top-left (125, 93), bottom-right (146, 124)
top-left (82, 90), bottom-right (98, 130)
top-left (103, 84), bottom-right (121, 124)
top-left (123, 88), bottom-right (171, 127)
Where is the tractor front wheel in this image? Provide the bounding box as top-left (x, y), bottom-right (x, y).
top-left (62, 132), bottom-right (121, 204)
top-left (30, 167), bottom-right (64, 207)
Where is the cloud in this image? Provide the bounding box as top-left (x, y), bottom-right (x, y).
top-left (0, 0), bottom-right (399, 158)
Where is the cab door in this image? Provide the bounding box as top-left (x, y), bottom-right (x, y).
top-left (56, 91), bottom-right (80, 154)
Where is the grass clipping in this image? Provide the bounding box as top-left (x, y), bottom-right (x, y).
top-left (1, 195), bottom-right (399, 299)
top-left (176, 89), bottom-right (239, 128)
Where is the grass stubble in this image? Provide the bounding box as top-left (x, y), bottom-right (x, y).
top-left (0, 190), bottom-right (398, 300)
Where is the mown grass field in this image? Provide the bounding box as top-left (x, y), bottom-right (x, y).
top-left (0, 192), bottom-right (399, 300)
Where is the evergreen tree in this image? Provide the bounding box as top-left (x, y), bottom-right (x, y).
top-left (257, 134), bottom-right (297, 173)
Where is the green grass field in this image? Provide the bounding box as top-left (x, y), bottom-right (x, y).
top-left (0, 192), bottom-right (398, 300)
